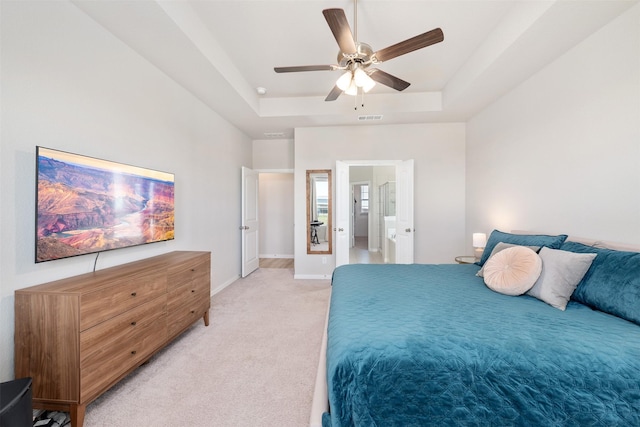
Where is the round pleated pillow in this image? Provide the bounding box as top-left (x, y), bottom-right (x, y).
top-left (483, 246), bottom-right (542, 296)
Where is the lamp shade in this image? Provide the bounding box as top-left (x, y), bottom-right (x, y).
top-left (345, 80), bottom-right (358, 96)
top-left (472, 233), bottom-right (487, 248)
top-left (361, 76), bottom-right (376, 93)
top-left (336, 71), bottom-right (353, 91)
top-left (354, 67), bottom-right (376, 93)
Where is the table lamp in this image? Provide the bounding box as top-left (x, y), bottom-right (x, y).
top-left (472, 232), bottom-right (487, 261)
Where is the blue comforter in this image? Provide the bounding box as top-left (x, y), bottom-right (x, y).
top-left (323, 264), bottom-right (640, 426)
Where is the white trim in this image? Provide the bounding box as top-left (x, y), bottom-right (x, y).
top-left (210, 274), bottom-right (240, 296)
top-left (259, 254), bottom-right (294, 259)
top-left (294, 274), bottom-right (332, 280)
top-left (339, 160), bottom-right (404, 166)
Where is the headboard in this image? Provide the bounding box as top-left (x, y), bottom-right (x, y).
top-left (510, 230), bottom-right (640, 253)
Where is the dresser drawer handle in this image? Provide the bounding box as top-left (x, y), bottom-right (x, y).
top-left (191, 310), bottom-right (195, 314)
top-left (131, 321), bottom-right (137, 326)
top-left (191, 289), bottom-right (195, 293)
top-left (131, 292), bottom-right (137, 297)
top-left (191, 268), bottom-right (196, 272)
top-left (131, 350), bottom-right (137, 355)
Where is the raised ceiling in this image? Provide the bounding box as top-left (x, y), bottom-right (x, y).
top-left (72, 0), bottom-right (637, 140)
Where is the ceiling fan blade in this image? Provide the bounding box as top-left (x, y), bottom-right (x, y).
top-left (325, 85), bottom-right (342, 102)
top-left (374, 28), bottom-right (444, 63)
top-left (322, 8), bottom-right (357, 54)
top-left (369, 69), bottom-right (411, 91)
top-left (274, 65), bottom-right (334, 73)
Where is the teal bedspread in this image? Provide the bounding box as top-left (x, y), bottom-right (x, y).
top-left (323, 264), bottom-right (640, 426)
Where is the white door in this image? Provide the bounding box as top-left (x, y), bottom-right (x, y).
top-left (241, 167), bottom-right (259, 277)
top-left (395, 159), bottom-right (414, 264)
top-left (335, 161), bottom-right (350, 267)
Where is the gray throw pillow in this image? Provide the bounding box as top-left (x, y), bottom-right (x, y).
top-left (527, 247), bottom-right (597, 310)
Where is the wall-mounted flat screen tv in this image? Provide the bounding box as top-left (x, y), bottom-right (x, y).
top-left (36, 146), bottom-right (175, 263)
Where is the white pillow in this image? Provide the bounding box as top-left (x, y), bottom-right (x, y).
top-left (483, 246), bottom-right (542, 296)
top-left (527, 247), bottom-right (597, 310)
top-left (476, 242), bottom-right (540, 277)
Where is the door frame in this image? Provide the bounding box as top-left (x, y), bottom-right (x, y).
top-left (336, 160), bottom-right (414, 267)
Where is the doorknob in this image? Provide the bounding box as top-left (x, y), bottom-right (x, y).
top-left (338, 228), bottom-right (344, 232)
top-left (239, 226), bottom-right (249, 230)
top-left (405, 228), bottom-right (411, 232)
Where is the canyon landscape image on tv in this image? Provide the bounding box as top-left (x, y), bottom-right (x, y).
top-left (36, 146), bottom-right (175, 262)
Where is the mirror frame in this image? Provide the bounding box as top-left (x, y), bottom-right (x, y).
top-left (306, 169), bottom-right (332, 255)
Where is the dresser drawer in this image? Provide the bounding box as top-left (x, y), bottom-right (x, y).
top-left (167, 273), bottom-right (209, 303)
top-left (80, 271), bottom-right (167, 331)
top-left (80, 300), bottom-right (167, 402)
top-left (168, 254), bottom-right (210, 288)
top-left (80, 295), bottom-right (167, 360)
top-left (167, 287), bottom-right (210, 339)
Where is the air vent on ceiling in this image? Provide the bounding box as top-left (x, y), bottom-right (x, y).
top-left (263, 132), bottom-right (286, 138)
top-left (357, 115), bottom-right (383, 122)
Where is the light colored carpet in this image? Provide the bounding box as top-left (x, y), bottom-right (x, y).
top-left (83, 267), bottom-right (331, 427)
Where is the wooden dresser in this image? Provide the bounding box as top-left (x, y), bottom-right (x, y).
top-left (14, 251), bottom-right (211, 427)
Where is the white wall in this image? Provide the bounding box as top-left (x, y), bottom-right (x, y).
top-left (252, 139), bottom-right (294, 170)
top-left (466, 3), bottom-right (640, 247)
top-left (0, 1), bottom-right (252, 381)
top-left (294, 123), bottom-right (467, 277)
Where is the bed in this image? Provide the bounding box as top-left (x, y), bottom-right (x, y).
top-left (311, 232), bottom-right (640, 427)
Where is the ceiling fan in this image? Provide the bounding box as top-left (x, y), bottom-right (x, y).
top-left (274, 0), bottom-right (444, 102)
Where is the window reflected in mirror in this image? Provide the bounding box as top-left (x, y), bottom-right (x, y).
top-left (307, 170), bottom-right (332, 254)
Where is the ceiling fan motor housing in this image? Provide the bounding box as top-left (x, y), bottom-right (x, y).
top-left (338, 42), bottom-right (374, 68)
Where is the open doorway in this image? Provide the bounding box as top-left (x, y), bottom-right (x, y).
top-left (336, 160), bottom-right (413, 267)
top-left (258, 172), bottom-right (294, 268)
top-left (349, 165), bottom-right (396, 264)
top-left (350, 180), bottom-right (382, 264)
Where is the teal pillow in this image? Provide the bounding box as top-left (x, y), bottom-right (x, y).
top-left (478, 230), bottom-right (568, 266)
top-left (562, 241), bottom-right (640, 326)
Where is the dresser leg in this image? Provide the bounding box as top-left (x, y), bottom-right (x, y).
top-left (203, 309), bottom-right (210, 326)
top-left (70, 403), bottom-right (86, 427)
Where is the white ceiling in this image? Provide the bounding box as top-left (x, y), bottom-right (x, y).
top-left (72, 0), bottom-right (638, 140)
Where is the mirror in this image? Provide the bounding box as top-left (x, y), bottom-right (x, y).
top-left (307, 170), bottom-right (332, 254)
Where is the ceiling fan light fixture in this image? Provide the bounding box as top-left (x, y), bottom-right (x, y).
top-left (355, 69), bottom-right (376, 92)
top-left (353, 67), bottom-right (369, 86)
top-left (336, 71), bottom-right (353, 91)
top-left (345, 80), bottom-right (358, 96)
top-left (362, 79), bottom-right (376, 93)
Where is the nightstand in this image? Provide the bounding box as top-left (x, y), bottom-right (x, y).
top-left (455, 256), bottom-right (477, 264)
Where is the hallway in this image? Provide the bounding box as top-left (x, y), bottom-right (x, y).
top-left (349, 236), bottom-right (384, 264)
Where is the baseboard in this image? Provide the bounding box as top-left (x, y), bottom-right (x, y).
top-left (259, 254), bottom-right (294, 259)
top-left (211, 274), bottom-right (240, 296)
top-left (294, 274), bottom-right (332, 280)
